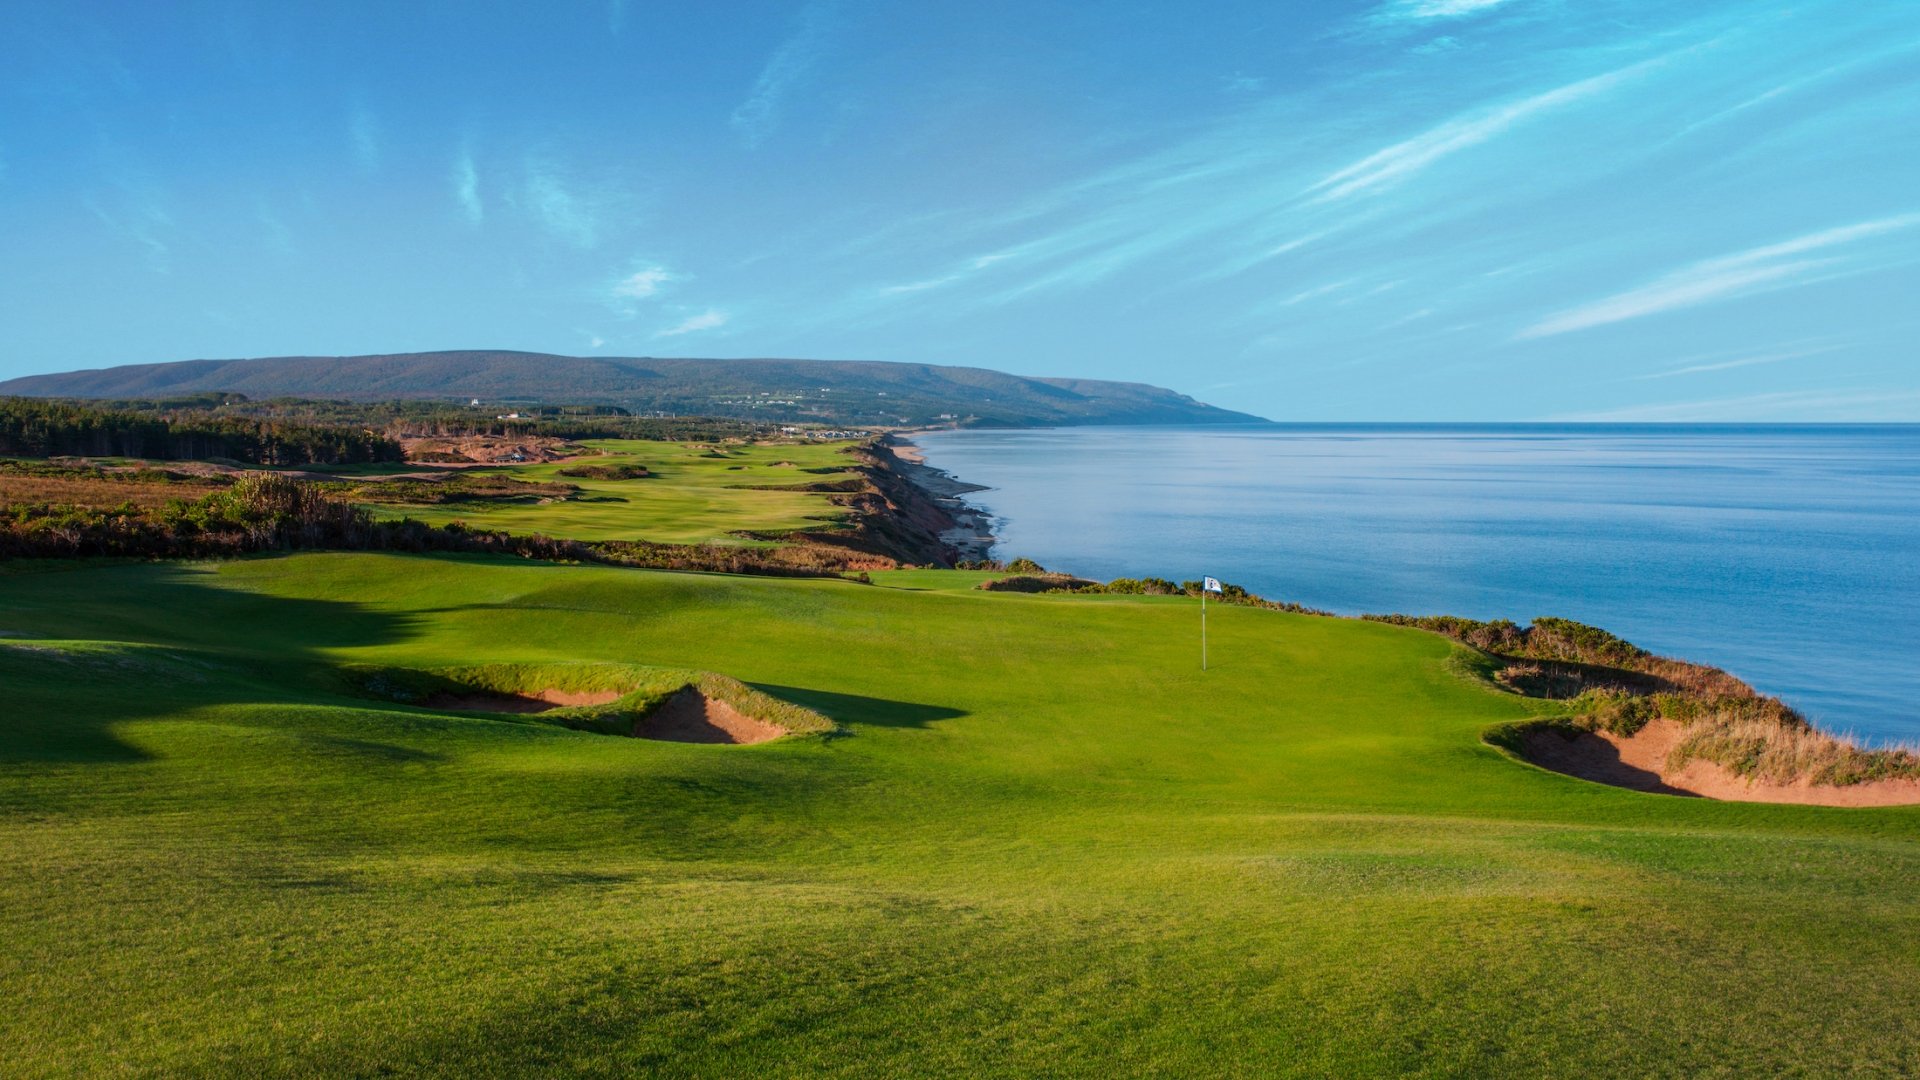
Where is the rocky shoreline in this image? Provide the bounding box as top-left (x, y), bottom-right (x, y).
top-left (881, 434), bottom-right (997, 563)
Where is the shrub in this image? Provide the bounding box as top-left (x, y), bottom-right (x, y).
top-left (976, 573), bottom-right (1098, 593)
top-left (556, 463), bottom-right (652, 480)
top-left (1103, 577), bottom-right (1182, 595)
top-left (1393, 611), bottom-right (1920, 786)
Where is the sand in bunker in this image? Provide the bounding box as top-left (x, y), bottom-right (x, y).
top-left (1522, 718), bottom-right (1920, 807)
top-left (424, 688), bottom-right (623, 714)
top-left (634, 688), bottom-right (786, 745)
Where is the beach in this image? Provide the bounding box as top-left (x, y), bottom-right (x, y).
top-left (884, 434), bottom-right (997, 562)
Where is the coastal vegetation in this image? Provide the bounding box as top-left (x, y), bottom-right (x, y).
top-left (1368, 614), bottom-right (1920, 787)
top-left (973, 566), bottom-right (1337, 615)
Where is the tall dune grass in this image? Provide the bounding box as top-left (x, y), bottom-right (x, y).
top-left (1371, 613), bottom-right (1920, 786)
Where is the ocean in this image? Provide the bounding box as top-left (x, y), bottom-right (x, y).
top-left (912, 424), bottom-right (1920, 744)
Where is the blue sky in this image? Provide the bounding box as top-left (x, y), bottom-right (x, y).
top-left (3, 0), bottom-right (1918, 420)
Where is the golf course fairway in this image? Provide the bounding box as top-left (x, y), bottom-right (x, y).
top-left (5, 553), bottom-right (1919, 1076)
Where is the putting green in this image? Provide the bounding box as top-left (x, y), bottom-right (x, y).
top-left (3, 553), bottom-right (1918, 1076)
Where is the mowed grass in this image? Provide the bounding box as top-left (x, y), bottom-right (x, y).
top-left (355, 439), bottom-right (862, 544)
top-left (4, 553), bottom-right (1920, 1076)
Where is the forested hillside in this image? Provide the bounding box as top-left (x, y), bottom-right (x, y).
top-left (0, 352), bottom-right (1264, 427)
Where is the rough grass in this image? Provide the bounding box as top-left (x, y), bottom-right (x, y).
top-left (337, 473), bottom-right (580, 505)
top-left (1671, 715), bottom-right (1920, 785)
top-left (5, 554), bottom-right (1920, 1076)
top-left (0, 459), bottom-right (228, 509)
top-left (1389, 615), bottom-right (1918, 787)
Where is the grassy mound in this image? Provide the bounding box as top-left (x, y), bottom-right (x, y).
top-left (350, 661), bottom-right (834, 739)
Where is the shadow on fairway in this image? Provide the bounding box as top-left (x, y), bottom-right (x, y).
top-left (0, 561), bottom-right (422, 765)
top-left (749, 684), bottom-right (967, 730)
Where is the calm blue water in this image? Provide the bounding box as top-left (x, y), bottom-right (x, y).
top-left (915, 424), bottom-right (1920, 744)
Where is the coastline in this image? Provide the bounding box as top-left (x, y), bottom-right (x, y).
top-left (882, 433), bottom-right (997, 562)
top-left (874, 428), bottom-right (1920, 805)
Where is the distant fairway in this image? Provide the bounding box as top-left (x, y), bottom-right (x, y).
top-left (5, 553), bottom-right (1920, 1076)
top-left (355, 438), bottom-right (863, 544)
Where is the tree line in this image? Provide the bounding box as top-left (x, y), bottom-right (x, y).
top-left (69, 394), bottom-right (780, 442)
top-left (0, 398), bottom-right (403, 466)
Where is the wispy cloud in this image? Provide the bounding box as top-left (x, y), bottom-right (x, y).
top-left (85, 148), bottom-right (179, 273)
top-left (609, 264), bottom-right (679, 317)
top-left (1308, 55), bottom-right (1666, 202)
top-left (88, 196), bottom-right (173, 272)
top-left (607, 0), bottom-right (629, 36)
top-left (878, 253), bottom-right (1014, 296)
top-left (1558, 387), bottom-right (1920, 422)
top-left (453, 152), bottom-right (482, 225)
top-left (1370, 0), bottom-right (1523, 23)
top-left (1282, 279), bottom-right (1358, 306)
top-left (657, 309), bottom-right (728, 337)
top-left (1360, 0), bottom-right (1525, 36)
top-left (518, 156), bottom-right (639, 249)
top-left (613, 265), bottom-right (673, 300)
top-left (525, 159), bottom-right (594, 246)
top-left (1630, 342), bottom-right (1849, 380)
top-left (731, 2), bottom-right (837, 147)
top-left (1521, 213), bottom-right (1920, 338)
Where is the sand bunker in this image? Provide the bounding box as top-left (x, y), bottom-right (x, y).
top-left (634, 687), bottom-right (787, 745)
top-left (424, 688), bottom-right (623, 715)
top-left (1521, 718), bottom-right (1920, 807)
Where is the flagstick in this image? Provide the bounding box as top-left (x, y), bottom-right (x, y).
top-left (1201, 584), bottom-right (1208, 671)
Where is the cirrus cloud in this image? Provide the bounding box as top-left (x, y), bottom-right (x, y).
top-left (614, 266), bottom-right (673, 300)
top-left (656, 309), bottom-right (729, 337)
top-left (1520, 213), bottom-right (1920, 338)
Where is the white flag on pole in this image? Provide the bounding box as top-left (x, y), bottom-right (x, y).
top-left (1203, 576), bottom-right (1223, 593)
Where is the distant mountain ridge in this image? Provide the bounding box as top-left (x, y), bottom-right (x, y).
top-left (0, 351), bottom-right (1265, 427)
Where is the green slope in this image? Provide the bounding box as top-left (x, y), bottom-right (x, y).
top-left (3, 554), bottom-right (1918, 1076)
top-left (0, 351), bottom-right (1265, 427)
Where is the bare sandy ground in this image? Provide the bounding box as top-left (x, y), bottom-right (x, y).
top-left (633, 688), bottom-right (786, 744)
top-left (1522, 718), bottom-right (1920, 807)
top-left (399, 435), bottom-right (590, 464)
